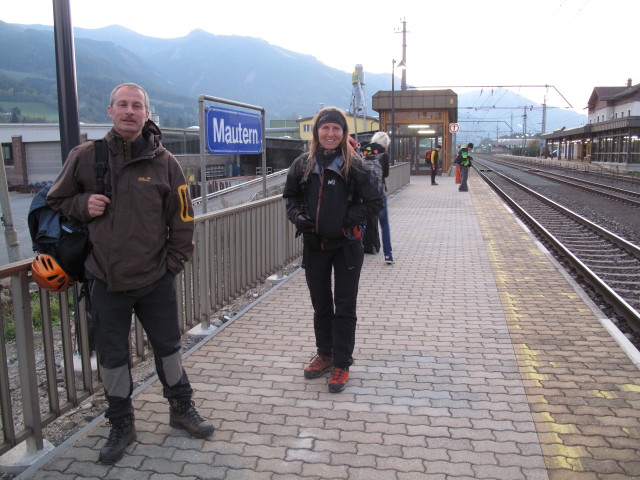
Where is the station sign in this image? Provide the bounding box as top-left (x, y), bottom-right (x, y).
top-left (205, 106), bottom-right (263, 154)
top-left (449, 123), bottom-right (460, 134)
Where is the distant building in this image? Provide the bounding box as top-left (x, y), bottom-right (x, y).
top-left (297, 112), bottom-right (379, 141)
top-left (0, 123), bottom-right (304, 190)
top-left (372, 89), bottom-right (458, 175)
top-left (268, 120), bottom-right (300, 139)
top-left (541, 79), bottom-right (640, 170)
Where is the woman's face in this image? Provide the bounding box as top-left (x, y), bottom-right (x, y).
top-left (318, 122), bottom-right (344, 150)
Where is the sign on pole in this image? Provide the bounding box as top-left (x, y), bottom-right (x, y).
top-left (449, 123), bottom-right (460, 134)
top-left (204, 106), bottom-right (263, 154)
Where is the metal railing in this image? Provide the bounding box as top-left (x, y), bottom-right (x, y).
top-left (0, 161), bottom-right (410, 466)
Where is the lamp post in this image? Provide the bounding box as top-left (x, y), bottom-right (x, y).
top-left (390, 59), bottom-right (406, 165)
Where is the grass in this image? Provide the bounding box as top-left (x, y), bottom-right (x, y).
top-left (0, 102), bottom-right (59, 122)
top-left (2, 292), bottom-right (68, 341)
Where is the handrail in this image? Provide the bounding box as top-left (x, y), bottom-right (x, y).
top-left (192, 168), bottom-right (288, 207)
top-left (0, 162), bottom-right (409, 469)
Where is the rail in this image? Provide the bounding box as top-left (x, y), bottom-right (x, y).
top-left (191, 169), bottom-right (288, 207)
top-left (0, 162), bottom-right (410, 469)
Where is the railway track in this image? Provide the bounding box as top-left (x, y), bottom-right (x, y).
top-left (480, 155), bottom-right (640, 206)
top-left (473, 160), bottom-right (640, 334)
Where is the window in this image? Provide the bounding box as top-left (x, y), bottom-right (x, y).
top-left (1, 143), bottom-right (12, 166)
top-left (303, 124), bottom-right (312, 133)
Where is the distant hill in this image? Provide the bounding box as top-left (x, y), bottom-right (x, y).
top-left (0, 21), bottom-right (587, 132)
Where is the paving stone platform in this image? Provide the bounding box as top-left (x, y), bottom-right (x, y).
top-left (17, 173), bottom-right (640, 480)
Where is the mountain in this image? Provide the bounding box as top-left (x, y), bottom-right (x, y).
top-left (0, 21), bottom-right (587, 131)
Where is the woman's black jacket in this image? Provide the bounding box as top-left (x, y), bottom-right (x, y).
top-left (283, 151), bottom-right (383, 241)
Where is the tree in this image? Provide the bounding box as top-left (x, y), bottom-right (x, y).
top-left (10, 107), bottom-right (21, 123)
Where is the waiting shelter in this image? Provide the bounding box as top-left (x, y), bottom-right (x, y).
top-left (372, 89), bottom-right (458, 175)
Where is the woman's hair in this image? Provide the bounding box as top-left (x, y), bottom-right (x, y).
top-left (304, 107), bottom-right (358, 179)
top-left (370, 131), bottom-right (390, 149)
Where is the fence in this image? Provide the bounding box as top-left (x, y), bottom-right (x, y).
top-left (0, 161), bottom-right (410, 468)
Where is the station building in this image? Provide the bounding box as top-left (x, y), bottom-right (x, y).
top-left (0, 123), bottom-right (304, 191)
top-left (541, 79), bottom-right (640, 171)
top-left (372, 89), bottom-right (458, 175)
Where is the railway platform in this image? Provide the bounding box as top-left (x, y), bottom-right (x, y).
top-left (16, 174), bottom-right (640, 480)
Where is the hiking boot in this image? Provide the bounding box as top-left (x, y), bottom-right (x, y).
top-left (304, 354), bottom-right (333, 379)
top-left (169, 399), bottom-right (214, 439)
top-left (384, 255), bottom-right (395, 264)
top-left (98, 413), bottom-right (136, 464)
top-left (328, 367), bottom-right (349, 393)
top-left (431, 182), bottom-right (438, 185)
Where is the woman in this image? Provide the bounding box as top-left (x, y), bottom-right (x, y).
top-left (362, 131), bottom-right (394, 263)
top-left (283, 107), bottom-right (383, 393)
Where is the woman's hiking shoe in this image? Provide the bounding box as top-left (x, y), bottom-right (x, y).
top-left (328, 367), bottom-right (349, 393)
top-left (304, 354), bottom-right (333, 379)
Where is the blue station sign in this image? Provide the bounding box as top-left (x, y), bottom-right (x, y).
top-left (204, 106), bottom-right (263, 154)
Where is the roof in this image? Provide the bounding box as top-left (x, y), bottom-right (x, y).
top-left (586, 83), bottom-right (640, 109)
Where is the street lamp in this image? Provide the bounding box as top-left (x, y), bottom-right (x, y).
top-left (390, 59), bottom-right (406, 165)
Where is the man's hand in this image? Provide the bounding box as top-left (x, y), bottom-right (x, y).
top-left (87, 194), bottom-right (111, 217)
top-left (295, 213), bottom-right (315, 233)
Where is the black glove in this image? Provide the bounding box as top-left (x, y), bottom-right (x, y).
top-left (295, 213), bottom-right (315, 233)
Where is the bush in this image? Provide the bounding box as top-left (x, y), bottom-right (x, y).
top-left (2, 291), bottom-right (67, 341)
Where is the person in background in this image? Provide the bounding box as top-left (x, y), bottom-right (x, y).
top-left (47, 83), bottom-right (213, 465)
top-left (348, 135), bottom-right (359, 151)
top-left (363, 131), bottom-right (394, 264)
top-left (429, 145), bottom-right (442, 186)
top-left (456, 142), bottom-right (474, 192)
top-left (283, 107), bottom-right (383, 393)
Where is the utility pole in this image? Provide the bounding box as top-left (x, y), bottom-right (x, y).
top-left (398, 18), bottom-right (408, 90)
top-left (541, 93), bottom-right (547, 134)
top-left (53, 0), bottom-right (81, 162)
top-left (522, 107), bottom-right (527, 154)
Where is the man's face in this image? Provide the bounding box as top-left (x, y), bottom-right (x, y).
top-left (318, 123), bottom-right (344, 150)
top-left (108, 86), bottom-right (149, 141)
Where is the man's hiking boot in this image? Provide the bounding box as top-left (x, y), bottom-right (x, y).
top-left (328, 367), bottom-right (349, 393)
top-left (169, 399), bottom-right (214, 439)
top-left (304, 354), bottom-right (333, 379)
top-left (98, 413), bottom-right (136, 464)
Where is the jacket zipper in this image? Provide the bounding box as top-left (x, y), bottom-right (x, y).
top-left (316, 168), bottom-right (325, 249)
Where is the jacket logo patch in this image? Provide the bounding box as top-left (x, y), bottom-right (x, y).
top-left (138, 176), bottom-right (151, 182)
top-left (327, 179), bottom-right (336, 186)
top-left (178, 185), bottom-right (194, 222)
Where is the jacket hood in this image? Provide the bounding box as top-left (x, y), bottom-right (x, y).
top-left (143, 119), bottom-right (162, 140)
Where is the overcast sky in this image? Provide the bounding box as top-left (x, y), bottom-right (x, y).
top-left (2, 0), bottom-right (638, 114)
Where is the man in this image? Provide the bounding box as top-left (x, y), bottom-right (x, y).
top-left (456, 142), bottom-right (474, 192)
top-left (429, 145), bottom-right (442, 186)
top-left (47, 83), bottom-right (213, 465)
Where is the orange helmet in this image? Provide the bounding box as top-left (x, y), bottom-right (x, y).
top-left (31, 254), bottom-right (74, 292)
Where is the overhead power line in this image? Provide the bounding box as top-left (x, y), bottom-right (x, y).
top-left (409, 84), bottom-right (573, 109)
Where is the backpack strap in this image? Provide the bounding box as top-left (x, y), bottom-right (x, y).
top-left (93, 139), bottom-right (111, 197)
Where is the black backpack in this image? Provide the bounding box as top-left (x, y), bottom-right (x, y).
top-left (28, 140), bottom-right (109, 285)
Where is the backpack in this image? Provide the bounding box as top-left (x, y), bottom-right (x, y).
top-left (425, 150), bottom-right (432, 163)
top-left (28, 139), bottom-right (109, 286)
